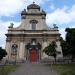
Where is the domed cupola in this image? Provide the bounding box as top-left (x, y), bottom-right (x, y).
top-left (27, 2), bottom-right (40, 10)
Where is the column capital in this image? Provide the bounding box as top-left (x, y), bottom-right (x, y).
top-left (20, 38), bottom-right (24, 42)
top-left (43, 37), bottom-right (47, 42)
top-left (6, 38), bottom-right (11, 42)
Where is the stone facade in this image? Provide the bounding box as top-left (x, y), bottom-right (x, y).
top-left (5, 3), bottom-right (63, 62)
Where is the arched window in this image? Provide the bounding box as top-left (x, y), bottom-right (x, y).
top-left (32, 22), bottom-right (36, 30)
top-left (30, 20), bottom-right (38, 30)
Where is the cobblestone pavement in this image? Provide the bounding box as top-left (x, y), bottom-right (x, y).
top-left (8, 63), bottom-right (58, 75)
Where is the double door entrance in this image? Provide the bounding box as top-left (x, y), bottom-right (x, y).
top-left (29, 48), bottom-right (39, 62)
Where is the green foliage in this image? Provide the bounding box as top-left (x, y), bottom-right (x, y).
top-left (65, 28), bottom-right (75, 60)
top-left (52, 64), bottom-right (75, 75)
top-left (0, 47), bottom-right (7, 60)
top-left (43, 41), bottom-right (57, 61)
top-left (0, 65), bottom-right (19, 75)
top-left (60, 28), bottom-right (75, 60)
top-left (60, 37), bottom-right (69, 56)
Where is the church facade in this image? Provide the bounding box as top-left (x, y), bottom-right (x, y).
top-left (5, 3), bottom-right (63, 62)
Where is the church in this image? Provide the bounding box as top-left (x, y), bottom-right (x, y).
top-left (5, 2), bottom-right (63, 62)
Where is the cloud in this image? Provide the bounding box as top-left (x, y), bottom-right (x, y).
top-left (0, 20), bottom-right (20, 48)
top-left (0, 0), bottom-right (24, 16)
top-left (48, 3), bottom-right (55, 10)
top-left (59, 28), bottom-right (66, 40)
top-left (59, 24), bottom-right (75, 40)
top-left (46, 4), bottom-right (75, 25)
top-left (0, 0), bottom-right (48, 17)
top-left (69, 24), bottom-right (75, 28)
top-left (0, 0), bottom-right (49, 48)
top-left (46, 4), bottom-right (75, 40)
top-left (0, 1), bottom-right (75, 48)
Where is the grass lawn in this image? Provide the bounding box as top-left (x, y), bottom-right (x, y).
top-left (0, 65), bottom-right (19, 75)
top-left (52, 64), bottom-right (75, 75)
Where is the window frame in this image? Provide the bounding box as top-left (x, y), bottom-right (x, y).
top-left (30, 20), bottom-right (38, 30)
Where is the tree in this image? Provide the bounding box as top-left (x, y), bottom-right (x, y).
top-left (65, 28), bottom-right (75, 61)
top-left (0, 47), bottom-right (7, 61)
top-left (60, 37), bottom-right (69, 57)
top-left (43, 41), bottom-right (57, 61)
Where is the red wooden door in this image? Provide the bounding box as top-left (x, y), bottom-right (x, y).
top-left (29, 49), bottom-right (38, 62)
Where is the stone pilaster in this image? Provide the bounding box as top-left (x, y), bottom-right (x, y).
top-left (41, 38), bottom-right (48, 59)
top-left (5, 41), bottom-right (11, 60)
top-left (19, 41), bottom-right (25, 61)
top-left (56, 40), bottom-right (63, 58)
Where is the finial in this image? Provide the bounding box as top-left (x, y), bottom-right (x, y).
top-left (33, 1), bottom-right (35, 4)
top-left (8, 23), bottom-right (14, 28)
top-left (53, 24), bottom-right (58, 28)
top-left (10, 23), bottom-right (14, 26)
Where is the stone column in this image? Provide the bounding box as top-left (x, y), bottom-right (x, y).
top-left (24, 42), bottom-right (27, 61)
top-left (41, 38), bottom-right (48, 59)
top-left (5, 40), bottom-right (11, 60)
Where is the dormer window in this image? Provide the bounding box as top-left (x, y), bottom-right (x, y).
top-left (30, 20), bottom-right (38, 30)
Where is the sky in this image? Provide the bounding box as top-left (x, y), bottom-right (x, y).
top-left (0, 0), bottom-right (75, 48)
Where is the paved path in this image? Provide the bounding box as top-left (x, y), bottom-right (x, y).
top-left (8, 63), bottom-right (58, 75)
